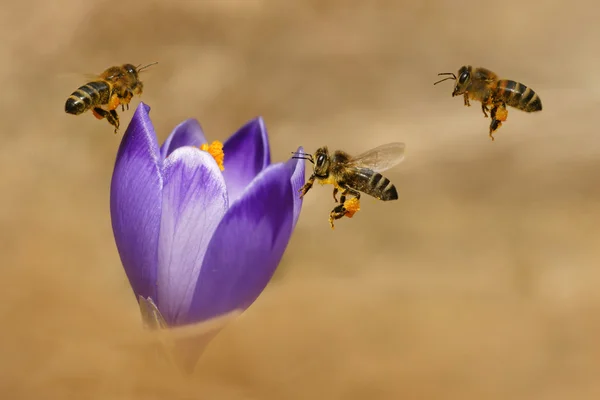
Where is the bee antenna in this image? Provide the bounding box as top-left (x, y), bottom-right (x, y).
top-left (433, 73), bottom-right (457, 86)
top-left (291, 151), bottom-right (314, 163)
top-left (136, 62), bottom-right (159, 72)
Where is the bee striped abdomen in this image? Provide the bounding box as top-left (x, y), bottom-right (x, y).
top-left (65, 81), bottom-right (111, 115)
top-left (369, 173), bottom-right (398, 201)
top-left (495, 80), bottom-right (542, 112)
top-left (350, 168), bottom-right (398, 201)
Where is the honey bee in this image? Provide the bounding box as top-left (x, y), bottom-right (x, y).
top-left (434, 65), bottom-right (542, 141)
top-left (64, 62), bottom-right (157, 133)
top-left (294, 142), bottom-right (405, 228)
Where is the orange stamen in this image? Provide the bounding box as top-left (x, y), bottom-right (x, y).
top-left (200, 140), bottom-right (225, 171)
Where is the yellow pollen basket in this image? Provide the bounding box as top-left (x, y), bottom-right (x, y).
top-left (200, 140), bottom-right (225, 171)
top-left (343, 197), bottom-right (360, 218)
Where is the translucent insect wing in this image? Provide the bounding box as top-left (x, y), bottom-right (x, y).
top-left (350, 142), bottom-right (406, 172)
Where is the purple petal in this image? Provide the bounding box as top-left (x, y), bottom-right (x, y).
top-left (110, 103), bottom-right (162, 301)
top-left (287, 146), bottom-right (306, 228)
top-left (157, 147), bottom-right (228, 326)
top-left (221, 117), bottom-right (271, 205)
top-left (186, 162), bottom-right (294, 323)
top-left (160, 119), bottom-right (208, 160)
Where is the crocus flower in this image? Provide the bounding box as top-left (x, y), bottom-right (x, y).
top-left (110, 103), bottom-right (304, 368)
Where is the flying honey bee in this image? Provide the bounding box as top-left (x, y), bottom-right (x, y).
top-left (434, 65), bottom-right (542, 141)
top-left (293, 142), bottom-right (405, 228)
top-left (64, 62), bottom-right (158, 133)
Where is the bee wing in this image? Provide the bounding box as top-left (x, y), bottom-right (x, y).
top-left (474, 68), bottom-right (498, 82)
top-left (81, 72), bottom-right (102, 81)
top-left (348, 142), bottom-right (406, 173)
top-left (58, 72), bottom-right (105, 89)
top-left (57, 70), bottom-right (102, 80)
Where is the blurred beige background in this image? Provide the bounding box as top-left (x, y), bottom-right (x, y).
top-left (1, 0), bottom-right (600, 398)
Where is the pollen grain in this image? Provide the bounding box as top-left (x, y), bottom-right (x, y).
top-left (343, 197), bottom-right (361, 218)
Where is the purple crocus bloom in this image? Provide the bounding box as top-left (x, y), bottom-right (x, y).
top-left (110, 103), bottom-right (304, 365)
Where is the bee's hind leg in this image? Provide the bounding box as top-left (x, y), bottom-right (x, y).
top-left (92, 107), bottom-right (107, 120)
top-left (338, 186), bottom-right (361, 204)
top-left (328, 203), bottom-right (347, 229)
top-left (328, 186), bottom-right (362, 228)
top-left (91, 107), bottom-right (119, 133)
top-left (108, 93), bottom-right (121, 111)
top-left (489, 103), bottom-right (508, 141)
top-left (106, 110), bottom-right (120, 134)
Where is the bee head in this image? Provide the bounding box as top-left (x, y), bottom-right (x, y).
top-left (433, 65), bottom-right (472, 96)
top-left (452, 65), bottom-right (472, 96)
top-left (117, 63), bottom-right (142, 94)
top-left (313, 147), bottom-right (330, 177)
top-left (125, 62), bottom-right (158, 94)
top-left (291, 146), bottom-right (330, 177)
top-left (123, 64), bottom-right (139, 77)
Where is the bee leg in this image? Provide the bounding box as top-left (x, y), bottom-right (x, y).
top-left (495, 102), bottom-right (508, 122)
top-left (121, 89), bottom-right (134, 112)
top-left (299, 175), bottom-right (316, 199)
top-left (489, 103), bottom-right (508, 141)
top-left (463, 93), bottom-right (470, 107)
top-left (91, 107), bottom-right (106, 120)
top-left (490, 105), bottom-right (502, 141)
top-left (329, 186), bottom-right (361, 228)
top-left (489, 106), bottom-right (499, 141)
top-left (108, 93), bottom-right (121, 111)
top-left (489, 123), bottom-right (499, 141)
top-left (332, 187), bottom-right (339, 202)
top-left (481, 103), bottom-right (489, 118)
top-left (328, 203), bottom-right (347, 229)
top-left (91, 107), bottom-right (119, 133)
top-left (339, 187), bottom-right (360, 204)
top-left (329, 185), bottom-right (350, 228)
top-left (106, 110), bottom-right (120, 134)
top-left (339, 188), bottom-right (347, 204)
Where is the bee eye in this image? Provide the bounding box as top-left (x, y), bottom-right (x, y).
top-left (458, 72), bottom-right (469, 84)
top-left (317, 155), bottom-right (325, 164)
